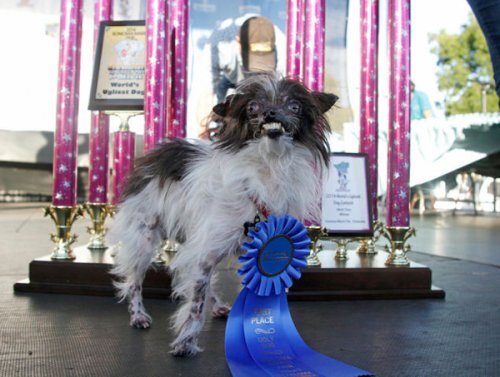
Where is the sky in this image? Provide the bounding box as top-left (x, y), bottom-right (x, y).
top-left (0, 0), bottom-right (474, 134)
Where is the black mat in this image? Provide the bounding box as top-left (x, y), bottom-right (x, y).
top-left (1, 205), bottom-right (500, 376)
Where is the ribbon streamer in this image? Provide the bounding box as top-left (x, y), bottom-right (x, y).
top-left (226, 215), bottom-right (373, 376)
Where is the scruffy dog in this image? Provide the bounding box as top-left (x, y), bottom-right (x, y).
top-left (110, 73), bottom-right (337, 356)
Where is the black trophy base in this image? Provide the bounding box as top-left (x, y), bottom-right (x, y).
top-left (14, 247), bottom-right (444, 301)
top-left (14, 246), bottom-right (172, 299)
top-left (288, 249), bottom-right (445, 300)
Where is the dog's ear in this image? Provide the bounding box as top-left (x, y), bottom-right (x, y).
top-left (312, 92), bottom-right (339, 113)
top-left (212, 95), bottom-right (236, 117)
top-left (212, 100), bottom-right (228, 117)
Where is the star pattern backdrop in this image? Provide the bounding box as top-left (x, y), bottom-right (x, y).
top-left (286, 0), bottom-right (304, 80)
top-left (88, 113), bottom-right (110, 203)
top-left (168, 0), bottom-right (188, 139)
top-left (303, 0), bottom-right (325, 91)
top-left (52, 0), bottom-right (84, 207)
top-left (285, 0), bottom-right (326, 226)
top-left (359, 0), bottom-right (379, 220)
top-left (111, 131), bottom-right (134, 205)
top-left (144, 0), bottom-right (169, 152)
top-left (88, 0), bottom-right (112, 204)
top-left (386, 0), bottom-right (411, 227)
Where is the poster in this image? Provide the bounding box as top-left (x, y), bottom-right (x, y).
top-left (322, 153), bottom-right (373, 236)
top-left (89, 21), bottom-right (146, 111)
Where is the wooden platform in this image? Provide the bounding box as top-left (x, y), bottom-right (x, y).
top-left (14, 246), bottom-right (445, 300)
top-left (288, 249), bottom-right (445, 300)
top-left (14, 246), bottom-right (172, 299)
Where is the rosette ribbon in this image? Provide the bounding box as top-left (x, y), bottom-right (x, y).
top-left (225, 215), bottom-right (373, 377)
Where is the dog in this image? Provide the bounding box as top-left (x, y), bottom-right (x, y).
top-left (109, 73), bottom-right (338, 356)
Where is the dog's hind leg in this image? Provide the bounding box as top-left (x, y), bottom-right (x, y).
top-left (112, 217), bottom-right (161, 329)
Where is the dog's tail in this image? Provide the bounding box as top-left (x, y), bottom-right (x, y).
top-left (108, 192), bottom-right (161, 302)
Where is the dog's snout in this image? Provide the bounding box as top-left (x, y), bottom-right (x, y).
top-left (265, 109), bottom-right (277, 118)
top-left (263, 108), bottom-right (280, 122)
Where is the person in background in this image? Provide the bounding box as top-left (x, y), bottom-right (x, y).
top-left (410, 81), bottom-right (433, 120)
top-left (210, 15), bottom-right (278, 104)
top-left (409, 81), bottom-right (435, 208)
top-left (202, 15), bottom-right (281, 140)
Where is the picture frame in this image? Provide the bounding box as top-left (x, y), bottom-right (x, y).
top-left (321, 152), bottom-right (374, 237)
top-left (88, 20), bottom-right (146, 111)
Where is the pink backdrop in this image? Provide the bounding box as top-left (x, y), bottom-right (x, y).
top-left (88, 0), bottom-right (112, 204)
top-left (52, 0), bottom-right (84, 207)
top-left (386, 0), bottom-right (411, 227)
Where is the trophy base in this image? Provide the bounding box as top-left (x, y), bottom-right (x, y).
top-left (290, 248), bottom-right (445, 300)
top-left (14, 246), bottom-right (172, 299)
top-left (356, 240), bottom-right (379, 255)
top-left (14, 246), bottom-right (444, 301)
top-left (87, 237), bottom-right (108, 251)
top-left (50, 244), bottom-right (76, 260)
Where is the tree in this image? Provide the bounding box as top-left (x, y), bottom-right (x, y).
top-left (430, 13), bottom-right (499, 115)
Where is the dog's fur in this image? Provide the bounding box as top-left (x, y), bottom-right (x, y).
top-left (109, 73), bottom-right (338, 356)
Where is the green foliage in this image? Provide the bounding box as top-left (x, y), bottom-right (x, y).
top-left (430, 13), bottom-right (499, 115)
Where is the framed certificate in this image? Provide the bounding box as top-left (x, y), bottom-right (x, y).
top-left (321, 153), bottom-right (373, 236)
top-left (89, 20), bottom-right (146, 111)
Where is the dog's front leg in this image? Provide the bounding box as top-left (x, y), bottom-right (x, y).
top-left (170, 275), bottom-right (210, 356)
top-left (209, 273), bottom-right (231, 318)
top-left (169, 248), bottom-right (231, 357)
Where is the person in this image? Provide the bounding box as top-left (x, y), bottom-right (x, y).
top-left (410, 81), bottom-right (433, 120)
top-left (466, 0), bottom-right (500, 103)
top-left (210, 15), bottom-right (278, 104)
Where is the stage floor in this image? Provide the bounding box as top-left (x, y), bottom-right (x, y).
top-left (1, 203), bottom-right (499, 377)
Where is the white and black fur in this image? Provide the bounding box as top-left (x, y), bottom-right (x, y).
top-left (109, 73), bottom-right (338, 356)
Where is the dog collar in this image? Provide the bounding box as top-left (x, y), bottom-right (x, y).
top-left (244, 197), bottom-right (270, 236)
top-left (250, 196), bottom-right (269, 219)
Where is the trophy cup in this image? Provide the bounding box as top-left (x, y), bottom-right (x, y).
top-left (383, 226), bottom-right (416, 266)
top-left (306, 226), bottom-right (325, 266)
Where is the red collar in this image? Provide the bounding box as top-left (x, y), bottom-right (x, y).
top-left (251, 196), bottom-right (269, 219)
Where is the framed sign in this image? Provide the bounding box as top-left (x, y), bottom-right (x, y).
top-left (89, 20), bottom-right (146, 111)
top-left (321, 153), bottom-right (373, 237)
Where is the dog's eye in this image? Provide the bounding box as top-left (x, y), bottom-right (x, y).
top-left (287, 100), bottom-right (301, 113)
top-left (247, 101), bottom-right (260, 115)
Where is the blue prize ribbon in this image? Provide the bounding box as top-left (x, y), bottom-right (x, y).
top-left (279, 294), bottom-right (374, 377)
top-left (225, 215), bottom-right (373, 377)
top-left (225, 288), bottom-right (271, 377)
top-left (243, 290), bottom-right (320, 376)
top-left (238, 215), bottom-right (310, 297)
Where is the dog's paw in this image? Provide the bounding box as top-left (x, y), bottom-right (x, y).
top-left (130, 311), bottom-right (152, 329)
top-left (212, 304), bottom-right (231, 318)
top-left (170, 339), bottom-right (202, 357)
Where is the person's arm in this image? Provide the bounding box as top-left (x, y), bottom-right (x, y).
top-left (210, 32), bottom-right (222, 89)
top-left (420, 92), bottom-right (433, 119)
top-left (423, 109), bottom-right (433, 119)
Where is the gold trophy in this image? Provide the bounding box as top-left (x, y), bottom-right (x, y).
top-left (83, 203), bottom-right (112, 250)
top-left (383, 226), bottom-right (416, 266)
top-left (332, 237), bottom-right (352, 261)
top-left (306, 226), bottom-right (325, 266)
top-left (356, 220), bottom-right (384, 255)
top-left (44, 205), bottom-right (84, 260)
top-left (154, 239), bottom-right (179, 265)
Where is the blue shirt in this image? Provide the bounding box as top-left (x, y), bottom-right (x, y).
top-left (411, 90), bottom-right (433, 120)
